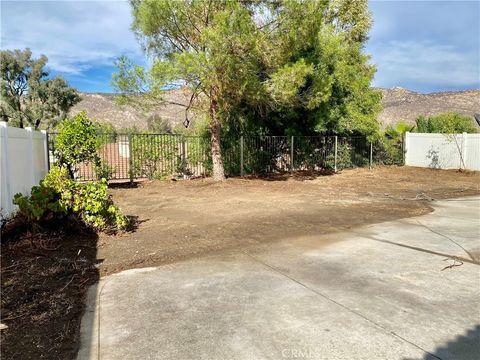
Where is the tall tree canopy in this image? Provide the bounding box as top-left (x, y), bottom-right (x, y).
top-left (113, 0), bottom-right (381, 180)
top-left (0, 48), bottom-right (80, 129)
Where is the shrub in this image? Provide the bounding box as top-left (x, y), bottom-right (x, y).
top-left (415, 113), bottom-right (477, 134)
top-left (131, 134), bottom-right (181, 179)
top-left (55, 111), bottom-right (100, 178)
top-left (95, 160), bottom-right (117, 181)
top-left (13, 185), bottom-right (65, 224)
top-left (374, 137), bottom-right (403, 165)
top-left (13, 167), bottom-right (128, 232)
top-left (325, 142), bottom-right (355, 169)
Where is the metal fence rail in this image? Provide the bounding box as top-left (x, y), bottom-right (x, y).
top-left (48, 133), bottom-right (403, 181)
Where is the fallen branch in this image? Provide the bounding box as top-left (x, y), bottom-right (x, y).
top-left (59, 275), bottom-right (75, 292)
top-left (441, 257), bottom-right (464, 271)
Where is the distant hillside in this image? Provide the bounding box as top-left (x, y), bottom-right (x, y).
top-left (70, 89), bottom-right (192, 130)
top-left (378, 87), bottom-right (479, 127)
top-left (70, 87), bottom-right (480, 130)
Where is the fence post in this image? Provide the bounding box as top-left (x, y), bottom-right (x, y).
top-left (41, 130), bottom-right (50, 172)
top-left (369, 141), bottom-right (373, 169)
top-left (240, 136), bottom-right (244, 177)
top-left (404, 132), bottom-right (410, 166)
top-left (0, 122), bottom-right (12, 216)
top-left (25, 127), bottom-right (36, 184)
top-left (461, 132), bottom-right (468, 170)
top-left (181, 136), bottom-right (187, 176)
top-left (290, 136), bottom-right (294, 173)
top-left (334, 136), bottom-right (338, 173)
top-left (128, 133), bottom-right (134, 184)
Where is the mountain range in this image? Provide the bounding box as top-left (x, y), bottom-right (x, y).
top-left (70, 87), bottom-right (480, 131)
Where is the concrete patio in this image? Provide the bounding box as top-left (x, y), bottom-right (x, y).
top-left (77, 197), bottom-right (480, 360)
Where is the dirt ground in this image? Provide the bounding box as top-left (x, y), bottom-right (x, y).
top-left (1, 166), bottom-right (478, 360)
top-left (98, 166), bottom-right (480, 276)
top-left (1, 228), bottom-right (99, 360)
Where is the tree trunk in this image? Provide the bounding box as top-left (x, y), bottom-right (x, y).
top-left (209, 99), bottom-right (225, 181)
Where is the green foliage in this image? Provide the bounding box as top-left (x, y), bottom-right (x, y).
top-left (55, 111), bottom-right (100, 177)
top-left (13, 167), bottom-right (128, 231)
top-left (13, 185), bottom-right (64, 223)
top-left (374, 138), bottom-right (403, 165)
top-left (266, 59), bottom-right (315, 107)
top-left (326, 142), bottom-right (354, 169)
top-left (415, 113), bottom-right (477, 134)
top-left (147, 114), bottom-right (172, 133)
top-left (385, 122), bottom-right (413, 140)
top-left (0, 48), bottom-right (80, 129)
top-left (113, 0), bottom-right (380, 180)
top-left (95, 161), bottom-right (117, 181)
top-left (66, 180), bottom-right (128, 230)
top-left (131, 135), bottom-right (181, 179)
top-left (95, 121), bottom-right (117, 136)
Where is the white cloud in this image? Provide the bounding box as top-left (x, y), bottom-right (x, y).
top-left (0, 0), bottom-right (145, 75)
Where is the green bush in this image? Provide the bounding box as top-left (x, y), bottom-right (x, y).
top-left (131, 134), bottom-right (182, 179)
top-left (13, 167), bottom-right (128, 231)
top-left (95, 160), bottom-right (117, 181)
top-left (374, 138), bottom-right (403, 165)
top-left (325, 142), bottom-right (354, 169)
top-left (13, 185), bottom-right (65, 223)
top-left (415, 113), bottom-right (477, 134)
top-left (55, 111), bottom-right (100, 177)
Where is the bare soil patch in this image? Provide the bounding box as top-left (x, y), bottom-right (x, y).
top-left (1, 166), bottom-right (478, 359)
top-left (98, 166), bottom-right (479, 275)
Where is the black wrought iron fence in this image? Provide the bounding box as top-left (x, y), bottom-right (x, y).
top-left (48, 133), bottom-right (404, 181)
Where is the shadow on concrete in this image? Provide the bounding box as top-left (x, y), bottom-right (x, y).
top-left (405, 324), bottom-right (480, 360)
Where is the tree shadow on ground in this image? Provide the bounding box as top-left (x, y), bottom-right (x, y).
top-left (240, 169), bottom-right (336, 182)
top-left (404, 324), bottom-right (480, 360)
top-left (108, 182), bottom-right (140, 189)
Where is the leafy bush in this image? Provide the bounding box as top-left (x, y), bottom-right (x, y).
top-left (13, 167), bottom-right (128, 232)
top-left (374, 138), bottom-right (403, 165)
top-left (13, 185), bottom-right (65, 223)
top-left (415, 113), bottom-right (477, 134)
top-left (147, 114), bottom-right (172, 133)
top-left (55, 111), bottom-right (100, 177)
top-left (324, 142), bottom-right (355, 169)
top-left (131, 134), bottom-right (182, 179)
top-left (385, 122), bottom-right (413, 140)
top-left (95, 160), bottom-right (117, 181)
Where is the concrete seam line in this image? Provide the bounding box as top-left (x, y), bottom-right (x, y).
top-left (415, 220), bottom-right (476, 262)
top-left (243, 251), bottom-right (444, 360)
top-left (350, 233), bottom-right (479, 266)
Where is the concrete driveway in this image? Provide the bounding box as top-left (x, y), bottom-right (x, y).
top-left (77, 197), bottom-right (480, 360)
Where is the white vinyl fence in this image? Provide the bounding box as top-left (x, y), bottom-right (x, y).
top-left (0, 122), bottom-right (49, 218)
top-left (405, 132), bottom-right (480, 171)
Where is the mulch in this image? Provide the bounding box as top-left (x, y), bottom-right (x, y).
top-left (1, 224), bottom-right (99, 360)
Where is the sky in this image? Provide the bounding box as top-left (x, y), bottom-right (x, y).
top-left (1, 0), bottom-right (479, 93)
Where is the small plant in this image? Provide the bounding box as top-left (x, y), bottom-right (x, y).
top-left (95, 160), bottom-right (116, 180)
top-left (68, 179), bottom-right (129, 230)
top-left (131, 134), bottom-right (180, 179)
top-left (13, 167), bottom-right (129, 232)
top-left (13, 185), bottom-right (65, 223)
